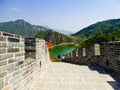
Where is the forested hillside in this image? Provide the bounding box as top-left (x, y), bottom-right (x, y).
top-left (72, 19), bottom-right (120, 48)
top-left (36, 30), bottom-right (73, 45)
top-left (72, 19), bottom-right (120, 38)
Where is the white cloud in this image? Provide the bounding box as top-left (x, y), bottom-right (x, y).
top-left (10, 8), bottom-right (19, 11)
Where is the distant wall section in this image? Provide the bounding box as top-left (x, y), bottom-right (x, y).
top-left (63, 42), bottom-right (120, 75)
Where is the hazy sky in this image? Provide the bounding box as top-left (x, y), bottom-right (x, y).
top-left (0, 0), bottom-right (120, 32)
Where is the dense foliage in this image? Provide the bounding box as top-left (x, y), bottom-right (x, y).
top-left (72, 19), bottom-right (120, 38)
top-left (71, 19), bottom-right (120, 48)
top-left (78, 29), bottom-right (120, 48)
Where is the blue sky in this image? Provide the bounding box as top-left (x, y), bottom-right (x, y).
top-left (0, 0), bottom-right (120, 32)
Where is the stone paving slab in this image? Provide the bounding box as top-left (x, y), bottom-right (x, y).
top-left (30, 62), bottom-right (120, 90)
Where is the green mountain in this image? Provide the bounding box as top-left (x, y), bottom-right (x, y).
top-left (78, 30), bottom-right (120, 48)
top-left (0, 19), bottom-right (48, 37)
top-left (36, 30), bottom-right (73, 45)
top-left (72, 19), bottom-right (120, 48)
top-left (72, 19), bottom-right (120, 38)
top-left (0, 19), bottom-right (73, 45)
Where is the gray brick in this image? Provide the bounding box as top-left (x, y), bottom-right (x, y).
top-left (0, 48), bottom-right (6, 54)
top-left (0, 60), bottom-right (7, 66)
top-left (7, 64), bottom-right (14, 73)
top-left (5, 74), bottom-right (12, 82)
top-left (0, 71), bottom-right (7, 78)
top-left (0, 43), bottom-right (6, 47)
top-left (15, 53), bottom-right (24, 57)
top-left (8, 59), bottom-right (15, 63)
top-left (7, 48), bottom-right (19, 53)
top-left (0, 65), bottom-right (7, 72)
top-left (0, 78), bottom-right (4, 90)
top-left (0, 54), bottom-right (13, 61)
top-left (6, 43), bottom-right (14, 48)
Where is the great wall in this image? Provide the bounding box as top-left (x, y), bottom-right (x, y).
top-left (0, 31), bottom-right (50, 90)
top-left (0, 31), bottom-right (120, 90)
top-left (63, 43), bottom-right (120, 75)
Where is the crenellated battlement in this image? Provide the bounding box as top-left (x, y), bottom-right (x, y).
top-left (63, 42), bottom-right (120, 75)
top-left (0, 31), bottom-right (50, 90)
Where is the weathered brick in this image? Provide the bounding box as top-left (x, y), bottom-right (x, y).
top-left (6, 43), bottom-right (14, 48)
top-left (20, 47), bottom-right (25, 52)
top-left (7, 48), bottom-right (19, 53)
top-left (15, 53), bottom-right (24, 57)
top-left (5, 74), bottom-right (12, 82)
top-left (0, 36), bottom-right (6, 41)
top-left (7, 64), bottom-right (14, 73)
top-left (0, 60), bottom-right (7, 66)
top-left (20, 43), bottom-right (24, 47)
top-left (0, 48), bottom-right (6, 54)
top-left (8, 59), bottom-right (15, 63)
top-left (14, 65), bottom-right (19, 71)
top-left (14, 43), bottom-right (24, 47)
top-left (0, 32), bottom-right (50, 90)
top-left (0, 78), bottom-right (4, 90)
top-left (4, 81), bottom-right (8, 86)
top-left (0, 66), bottom-right (7, 72)
top-left (0, 71), bottom-right (7, 78)
top-left (0, 54), bottom-right (13, 61)
top-left (0, 43), bottom-right (6, 47)
top-left (14, 57), bottom-right (24, 63)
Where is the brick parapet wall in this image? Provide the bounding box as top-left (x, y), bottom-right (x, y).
top-left (63, 42), bottom-right (120, 75)
top-left (0, 31), bottom-right (50, 90)
top-left (99, 42), bottom-right (120, 74)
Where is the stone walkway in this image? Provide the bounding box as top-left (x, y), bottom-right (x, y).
top-left (30, 62), bottom-right (120, 90)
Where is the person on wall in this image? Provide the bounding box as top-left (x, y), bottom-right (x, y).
top-left (61, 55), bottom-right (65, 61)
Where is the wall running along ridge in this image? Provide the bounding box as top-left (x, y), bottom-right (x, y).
top-left (63, 43), bottom-right (120, 75)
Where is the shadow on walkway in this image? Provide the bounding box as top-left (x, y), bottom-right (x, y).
top-left (59, 61), bottom-right (120, 90)
top-left (88, 65), bottom-right (120, 90)
top-left (107, 81), bottom-right (120, 90)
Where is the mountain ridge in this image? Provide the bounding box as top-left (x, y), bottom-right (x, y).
top-left (0, 19), bottom-right (73, 37)
top-left (72, 18), bottom-right (120, 38)
top-left (72, 18), bottom-right (120, 48)
top-left (0, 19), bottom-right (49, 37)
top-left (0, 19), bottom-right (74, 45)
top-left (36, 29), bottom-right (73, 45)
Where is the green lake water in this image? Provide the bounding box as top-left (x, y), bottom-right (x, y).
top-left (49, 44), bottom-right (76, 57)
